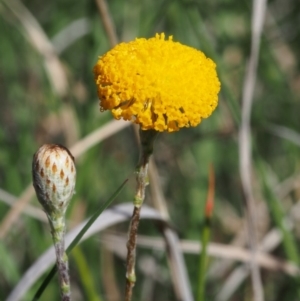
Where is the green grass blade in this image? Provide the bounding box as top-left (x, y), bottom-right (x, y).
top-left (32, 179), bottom-right (128, 301)
top-left (197, 218), bottom-right (211, 301)
top-left (197, 165), bottom-right (214, 301)
top-left (0, 241), bottom-right (20, 284)
top-left (72, 246), bottom-right (102, 301)
top-left (257, 159), bottom-right (300, 298)
top-left (184, 5), bottom-right (241, 126)
top-left (257, 160), bottom-right (299, 264)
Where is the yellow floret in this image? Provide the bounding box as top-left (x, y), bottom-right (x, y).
top-left (94, 33), bottom-right (221, 132)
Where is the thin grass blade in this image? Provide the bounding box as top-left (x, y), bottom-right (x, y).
top-left (31, 179), bottom-right (128, 301)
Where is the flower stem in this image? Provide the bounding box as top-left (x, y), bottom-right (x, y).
top-left (125, 205), bottom-right (142, 301)
top-left (49, 215), bottom-right (71, 301)
top-left (125, 129), bottom-right (158, 301)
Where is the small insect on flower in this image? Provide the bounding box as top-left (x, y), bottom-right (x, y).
top-left (32, 144), bottom-right (76, 216)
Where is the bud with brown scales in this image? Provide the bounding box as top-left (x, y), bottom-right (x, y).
top-left (32, 144), bottom-right (76, 301)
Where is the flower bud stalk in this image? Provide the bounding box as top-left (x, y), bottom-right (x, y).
top-left (32, 144), bottom-right (76, 301)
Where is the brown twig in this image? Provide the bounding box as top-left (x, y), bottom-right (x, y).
top-left (104, 233), bottom-right (300, 277)
top-left (239, 0), bottom-right (267, 300)
top-left (2, 0), bottom-right (68, 97)
top-left (101, 245), bottom-right (121, 301)
top-left (8, 203), bottom-right (299, 301)
top-left (0, 119), bottom-right (130, 240)
top-left (0, 185), bottom-right (34, 239)
top-left (95, 0), bottom-right (118, 47)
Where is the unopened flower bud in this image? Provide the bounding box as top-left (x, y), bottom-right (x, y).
top-left (32, 144), bottom-right (76, 216)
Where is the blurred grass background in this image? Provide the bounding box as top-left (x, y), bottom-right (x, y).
top-left (1, 0), bottom-right (300, 300)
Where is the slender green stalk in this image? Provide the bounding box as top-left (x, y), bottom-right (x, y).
top-left (257, 159), bottom-right (300, 298)
top-left (125, 129), bottom-right (158, 301)
top-left (32, 179), bottom-right (128, 301)
top-left (197, 165), bottom-right (215, 301)
top-left (185, 7), bottom-right (240, 126)
top-left (197, 217), bottom-right (211, 301)
top-left (257, 159), bottom-right (300, 264)
top-left (48, 215), bottom-right (71, 301)
top-left (72, 246), bottom-right (102, 301)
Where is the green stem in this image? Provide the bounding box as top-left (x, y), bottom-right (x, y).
top-left (125, 129), bottom-right (158, 301)
top-left (32, 179), bottom-right (128, 301)
top-left (72, 246), bottom-right (102, 301)
top-left (49, 215), bottom-right (71, 301)
top-left (197, 217), bottom-right (211, 301)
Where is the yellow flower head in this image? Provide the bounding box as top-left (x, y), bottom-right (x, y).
top-left (93, 33), bottom-right (220, 132)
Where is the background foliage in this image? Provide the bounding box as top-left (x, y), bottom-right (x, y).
top-left (1, 0), bottom-right (300, 300)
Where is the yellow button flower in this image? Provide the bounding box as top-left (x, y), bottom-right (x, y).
top-left (93, 33), bottom-right (220, 132)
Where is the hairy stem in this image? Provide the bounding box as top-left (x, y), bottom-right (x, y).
top-left (125, 129), bottom-right (158, 301)
top-left (125, 162), bottom-right (149, 301)
top-left (49, 215), bottom-right (71, 301)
